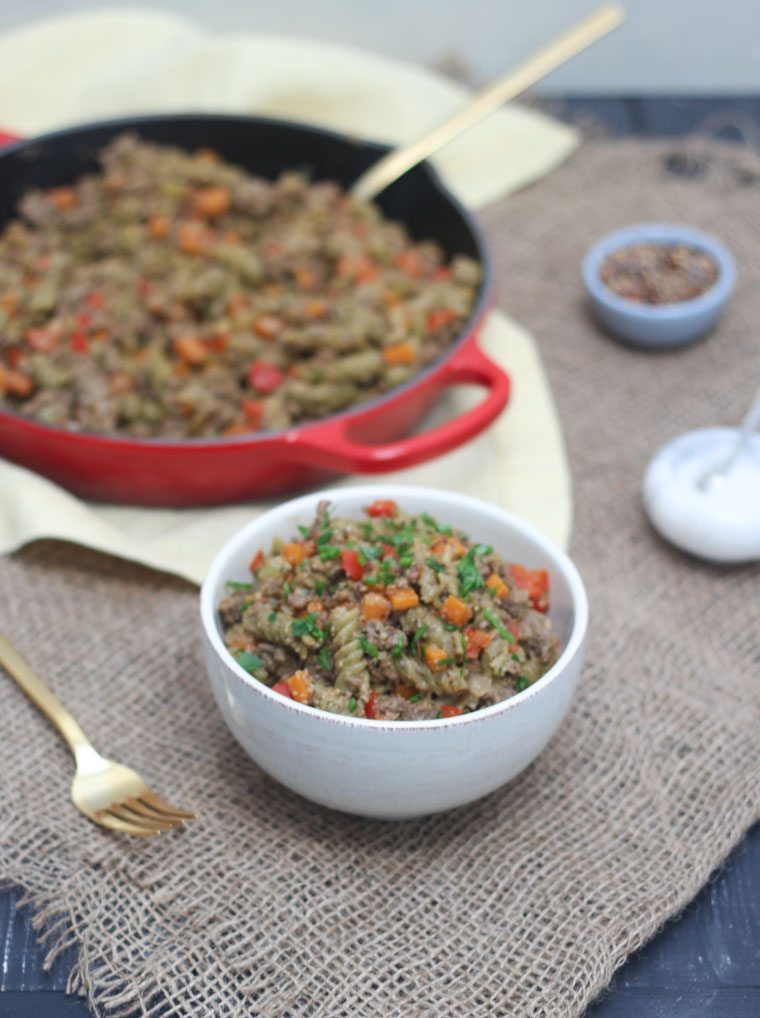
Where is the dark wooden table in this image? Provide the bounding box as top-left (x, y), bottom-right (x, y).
top-left (3, 96), bottom-right (760, 1016)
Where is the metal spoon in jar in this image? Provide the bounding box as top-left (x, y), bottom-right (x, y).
top-left (350, 3), bottom-right (626, 202)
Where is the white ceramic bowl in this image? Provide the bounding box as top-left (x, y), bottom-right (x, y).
top-left (200, 486), bottom-right (588, 819)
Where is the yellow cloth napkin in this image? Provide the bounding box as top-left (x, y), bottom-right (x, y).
top-left (0, 8), bottom-right (577, 583)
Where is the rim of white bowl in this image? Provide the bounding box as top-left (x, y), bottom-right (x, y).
top-left (581, 222), bottom-right (737, 320)
top-left (200, 486), bottom-right (589, 731)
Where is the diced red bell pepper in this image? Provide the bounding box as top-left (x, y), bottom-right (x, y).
top-left (272, 681), bottom-right (293, 699)
top-left (381, 543), bottom-right (396, 559)
top-left (247, 360), bottom-right (284, 394)
top-left (249, 549), bottom-right (264, 571)
top-left (510, 564), bottom-right (549, 613)
top-left (341, 549), bottom-right (365, 581)
top-left (365, 499), bottom-right (398, 518)
top-left (439, 704), bottom-right (463, 718)
top-left (364, 690), bottom-right (378, 719)
top-left (464, 627), bottom-right (493, 660)
top-left (242, 399), bottom-right (263, 428)
top-left (70, 331), bottom-right (89, 354)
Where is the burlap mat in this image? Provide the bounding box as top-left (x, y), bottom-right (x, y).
top-left (2, 137), bottom-right (760, 1017)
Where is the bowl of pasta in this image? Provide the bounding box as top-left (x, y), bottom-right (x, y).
top-left (200, 486), bottom-right (588, 818)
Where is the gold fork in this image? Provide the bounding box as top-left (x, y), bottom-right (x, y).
top-left (0, 633), bottom-right (195, 836)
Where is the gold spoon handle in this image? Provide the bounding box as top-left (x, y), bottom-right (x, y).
top-left (0, 632), bottom-right (93, 758)
top-left (350, 3), bottom-right (626, 202)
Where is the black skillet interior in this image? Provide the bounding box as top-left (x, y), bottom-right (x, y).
top-left (0, 113), bottom-right (487, 270)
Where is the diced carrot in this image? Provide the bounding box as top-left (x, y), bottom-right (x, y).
top-left (431, 536), bottom-right (466, 560)
top-left (222, 422), bottom-right (252, 436)
top-left (394, 248), bottom-right (423, 277)
top-left (486, 573), bottom-right (509, 600)
top-left (253, 315), bottom-right (283, 340)
top-left (242, 399), bottom-right (263, 429)
top-left (384, 289), bottom-right (401, 307)
top-left (172, 361), bottom-right (190, 380)
top-left (148, 214), bottom-right (170, 239)
top-left (464, 627), bottom-right (493, 660)
top-left (441, 595), bottom-right (472, 627)
top-left (3, 368), bottom-right (33, 397)
top-left (6, 347), bottom-right (21, 367)
top-left (336, 253), bottom-right (378, 283)
top-left (225, 632), bottom-right (255, 651)
top-left (173, 335), bottom-right (209, 366)
top-left (383, 342), bottom-right (415, 366)
top-left (361, 592), bottom-right (392, 622)
top-left (282, 542), bottom-right (308, 566)
top-left (47, 187), bottom-right (76, 211)
top-left (1, 292), bottom-right (18, 316)
top-left (394, 682), bottom-right (416, 700)
top-left (286, 670), bottom-right (314, 705)
top-left (387, 587), bottom-right (419, 611)
top-left (91, 329), bottom-right (110, 343)
top-left (425, 645), bottom-right (449, 671)
top-left (223, 230), bottom-right (241, 245)
top-left (193, 186), bottom-right (231, 219)
top-left (227, 293), bottom-right (248, 318)
top-left (426, 308), bottom-right (458, 333)
top-left (178, 222), bottom-right (206, 256)
top-left (304, 299), bottom-right (327, 319)
top-left (294, 266), bottom-right (316, 289)
top-left (306, 600), bottom-right (324, 614)
top-left (249, 549), bottom-right (264, 571)
top-left (341, 549), bottom-right (365, 581)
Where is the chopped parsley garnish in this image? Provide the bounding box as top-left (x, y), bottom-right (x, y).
top-left (408, 693), bottom-right (422, 704)
top-left (316, 528), bottom-right (333, 546)
top-left (318, 545), bottom-right (341, 561)
top-left (317, 647), bottom-right (332, 671)
top-left (421, 512), bottom-right (439, 531)
top-left (291, 613), bottom-right (326, 642)
top-left (234, 650), bottom-right (265, 674)
top-left (438, 657), bottom-right (455, 667)
top-left (347, 697), bottom-right (358, 713)
top-left (315, 578), bottom-right (326, 596)
top-left (391, 638), bottom-right (405, 659)
top-left (297, 524), bottom-right (311, 539)
top-left (360, 521), bottom-right (374, 539)
top-left (226, 580), bottom-right (253, 590)
top-left (360, 544), bottom-right (382, 561)
top-left (283, 582), bottom-right (292, 599)
top-left (457, 549), bottom-right (485, 597)
top-left (443, 621), bottom-right (458, 631)
top-left (435, 710), bottom-right (443, 719)
top-left (399, 553), bottom-right (413, 568)
top-left (515, 676), bottom-right (530, 692)
top-left (483, 609), bottom-right (515, 642)
top-left (511, 653), bottom-right (521, 662)
top-left (426, 557), bottom-right (444, 573)
top-left (410, 624), bottom-right (428, 658)
top-left (359, 635), bottom-right (380, 658)
top-left (473, 543), bottom-right (493, 556)
top-left (268, 611), bottom-right (277, 623)
top-left (439, 525), bottom-right (453, 536)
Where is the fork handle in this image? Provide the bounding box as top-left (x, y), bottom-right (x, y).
top-left (0, 633), bottom-right (95, 759)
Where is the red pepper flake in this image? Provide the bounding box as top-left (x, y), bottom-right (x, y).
top-left (425, 308), bottom-right (459, 333)
top-left (364, 690), bottom-right (378, 720)
top-left (248, 360), bottom-right (284, 394)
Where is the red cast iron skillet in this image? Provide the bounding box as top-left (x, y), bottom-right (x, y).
top-left (0, 114), bottom-right (508, 506)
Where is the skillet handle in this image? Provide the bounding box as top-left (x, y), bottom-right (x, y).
top-left (289, 337), bottom-right (510, 474)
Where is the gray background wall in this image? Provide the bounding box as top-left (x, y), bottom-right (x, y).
top-left (0, 0), bottom-right (757, 93)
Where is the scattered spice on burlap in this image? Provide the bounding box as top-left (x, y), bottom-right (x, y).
top-left (2, 137), bottom-right (760, 1017)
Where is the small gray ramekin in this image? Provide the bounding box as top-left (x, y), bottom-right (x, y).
top-left (582, 223), bottom-right (736, 349)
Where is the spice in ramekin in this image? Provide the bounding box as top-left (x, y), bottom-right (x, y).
top-left (600, 243), bottom-right (719, 305)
